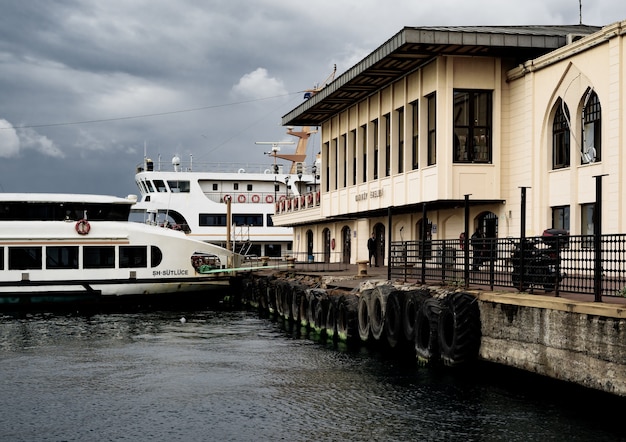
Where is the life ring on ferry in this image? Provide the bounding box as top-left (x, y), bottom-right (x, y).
top-left (279, 195), bottom-right (286, 202)
top-left (237, 194), bottom-right (246, 203)
top-left (75, 219), bottom-right (91, 235)
top-left (265, 194), bottom-right (274, 204)
top-left (223, 194), bottom-right (232, 203)
top-left (307, 194), bottom-right (313, 205)
top-left (251, 194), bottom-right (260, 203)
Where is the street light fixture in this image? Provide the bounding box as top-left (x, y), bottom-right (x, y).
top-left (312, 164), bottom-right (317, 190)
top-left (285, 176), bottom-right (290, 199)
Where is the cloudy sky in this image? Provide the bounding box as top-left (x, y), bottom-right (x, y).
top-left (1, 1), bottom-right (625, 197)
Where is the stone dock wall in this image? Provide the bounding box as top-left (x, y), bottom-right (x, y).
top-left (235, 271), bottom-right (626, 397)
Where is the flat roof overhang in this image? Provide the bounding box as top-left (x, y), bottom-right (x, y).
top-left (283, 25), bottom-right (600, 127)
top-left (279, 198), bottom-right (505, 228)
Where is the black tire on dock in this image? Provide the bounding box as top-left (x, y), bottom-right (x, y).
top-left (306, 289), bottom-right (326, 331)
top-left (299, 288), bottom-right (310, 327)
top-left (291, 283), bottom-right (306, 324)
top-left (402, 289), bottom-right (431, 342)
top-left (267, 279), bottom-right (278, 315)
top-left (337, 293), bottom-right (359, 342)
top-left (369, 285), bottom-right (395, 341)
top-left (282, 281), bottom-right (293, 320)
top-left (384, 290), bottom-right (404, 348)
top-left (357, 289), bottom-right (373, 342)
top-left (438, 292), bottom-right (481, 367)
top-left (414, 297), bottom-right (442, 365)
top-left (325, 293), bottom-right (340, 340)
top-left (313, 295), bottom-right (328, 336)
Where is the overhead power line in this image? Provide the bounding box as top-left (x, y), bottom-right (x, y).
top-left (0, 91), bottom-right (302, 130)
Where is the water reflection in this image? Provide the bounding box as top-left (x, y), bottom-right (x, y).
top-left (0, 310), bottom-right (624, 442)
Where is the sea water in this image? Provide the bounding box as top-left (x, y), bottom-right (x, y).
top-left (0, 308), bottom-right (624, 442)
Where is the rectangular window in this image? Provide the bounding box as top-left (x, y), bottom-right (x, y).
top-left (212, 183), bottom-right (218, 191)
top-left (83, 246), bottom-right (115, 269)
top-left (233, 214), bottom-right (263, 226)
top-left (342, 134), bottom-right (347, 188)
top-left (384, 113), bottom-right (391, 177)
top-left (372, 119), bottom-right (379, 179)
top-left (199, 214), bottom-right (227, 226)
top-left (167, 180), bottom-right (190, 193)
top-left (46, 246), bottom-right (79, 269)
top-left (9, 247), bottom-right (42, 270)
top-left (411, 100), bottom-right (419, 170)
top-left (427, 94), bottom-right (437, 166)
top-left (551, 206), bottom-right (570, 230)
top-left (247, 184), bottom-right (253, 191)
top-left (323, 141), bottom-right (330, 192)
top-left (234, 183), bottom-right (239, 190)
top-left (397, 107), bottom-right (404, 173)
top-left (351, 129), bottom-right (357, 185)
top-left (265, 244), bottom-right (282, 258)
top-left (153, 180), bottom-right (168, 192)
top-left (266, 214), bottom-right (274, 227)
top-left (144, 179), bottom-right (155, 193)
top-left (581, 203), bottom-right (595, 248)
top-left (360, 125), bottom-right (367, 183)
top-left (0, 247), bottom-right (3, 270)
top-left (120, 246), bottom-right (147, 268)
top-left (453, 90), bottom-right (492, 163)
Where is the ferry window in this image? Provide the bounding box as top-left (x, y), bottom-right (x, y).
top-left (83, 246), bottom-right (115, 269)
top-left (9, 247), bottom-right (42, 270)
top-left (233, 214), bottom-right (263, 226)
top-left (151, 246), bottom-right (163, 267)
top-left (234, 183), bottom-right (239, 190)
top-left (247, 184), bottom-right (253, 191)
top-left (212, 184), bottom-right (218, 191)
top-left (145, 179), bottom-right (155, 193)
top-left (274, 184), bottom-right (280, 192)
top-left (265, 244), bottom-right (282, 258)
top-left (153, 180), bottom-right (168, 192)
top-left (0, 247), bottom-right (3, 269)
top-left (167, 180), bottom-right (190, 193)
top-left (247, 244), bottom-right (262, 257)
top-left (266, 214), bottom-right (274, 227)
top-left (120, 246), bottom-right (147, 268)
top-left (46, 246), bottom-right (79, 269)
top-left (199, 214), bottom-right (227, 226)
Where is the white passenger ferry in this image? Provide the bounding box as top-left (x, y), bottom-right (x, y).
top-left (0, 193), bottom-right (242, 305)
top-left (132, 127), bottom-right (320, 259)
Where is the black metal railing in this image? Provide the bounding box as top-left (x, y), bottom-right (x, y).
top-left (390, 234), bottom-right (626, 299)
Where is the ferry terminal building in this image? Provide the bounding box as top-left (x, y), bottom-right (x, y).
top-left (273, 21), bottom-right (626, 266)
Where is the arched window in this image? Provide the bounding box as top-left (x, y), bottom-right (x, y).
top-left (581, 89), bottom-right (601, 164)
top-left (552, 98), bottom-right (570, 169)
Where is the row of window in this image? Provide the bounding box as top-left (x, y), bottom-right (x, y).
top-left (199, 214), bottom-right (273, 227)
top-left (323, 90), bottom-right (492, 192)
top-left (137, 179), bottom-right (192, 195)
top-left (0, 245), bottom-right (163, 271)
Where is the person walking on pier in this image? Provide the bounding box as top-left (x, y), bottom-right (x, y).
top-left (368, 232), bottom-right (377, 267)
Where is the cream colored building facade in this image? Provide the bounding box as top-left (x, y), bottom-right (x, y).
top-left (275, 22), bottom-right (626, 265)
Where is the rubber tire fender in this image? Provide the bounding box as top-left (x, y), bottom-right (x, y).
top-left (384, 290), bottom-right (404, 348)
top-left (438, 292), bottom-right (481, 367)
top-left (336, 293), bottom-right (359, 342)
top-left (357, 289), bottom-right (373, 342)
top-left (402, 289), bottom-right (431, 342)
top-left (325, 292), bottom-right (341, 340)
top-left (369, 285), bottom-right (395, 341)
top-left (414, 297), bottom-right (442, 365)
top-left (291, 283), bottom-right (306, 323)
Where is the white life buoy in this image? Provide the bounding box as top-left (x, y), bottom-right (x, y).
top-left (251, 194), bottom-right (260, 203)
top-left (75, 219), bottom-right (91, 235)
top-left (237, 194), bottom-right (246, 203)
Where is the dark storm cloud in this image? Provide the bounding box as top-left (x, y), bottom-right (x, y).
top-left (0, 0), bottom-right (624, 196)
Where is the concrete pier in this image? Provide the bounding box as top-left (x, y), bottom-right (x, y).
top-left (237, 263), bottom-right (626, 396)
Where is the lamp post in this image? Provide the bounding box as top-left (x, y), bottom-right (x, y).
top-left (285, 176), bottom-right (290, 199)
top-left (312, 164), bottom-right (317, 190)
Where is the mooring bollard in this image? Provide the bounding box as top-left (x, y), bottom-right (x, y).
top-left (356, 260), bottom-right (369, 277)
top-left (260, 256), bottom-right (269, 266)
top-left (286, 257), bottom-right (296, 269)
